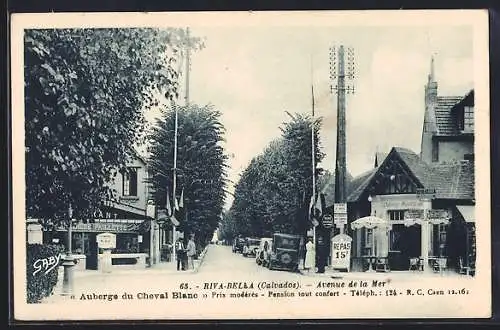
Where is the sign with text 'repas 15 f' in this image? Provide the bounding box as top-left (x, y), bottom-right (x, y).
top-left (331, 234), bottom-right (352, 270)
top-left (96, 232), bottom-right (116, 249)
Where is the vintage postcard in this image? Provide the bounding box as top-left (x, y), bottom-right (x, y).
top-left (11, 10), bottom-right (490, 320)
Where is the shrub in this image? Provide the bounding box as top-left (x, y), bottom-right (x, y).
top-left (26, 244), bottom-right (64, 303)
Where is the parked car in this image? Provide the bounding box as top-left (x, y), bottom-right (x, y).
top-left (267, 233), bottom-right (301, 272)
top-left (242, 238), bottom-right (261, 257)
top-left (256, 237), bottom-right (272, 266)
top-left (232, 237), bottom-right (246, 253)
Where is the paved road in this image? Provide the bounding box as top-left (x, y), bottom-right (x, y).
top-left (43, 244), bottom-right (301, 303)
top-left (198, 244), bottom-right (302, 280)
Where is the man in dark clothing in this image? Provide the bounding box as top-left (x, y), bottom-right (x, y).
top-left (175, 238), bottom-right (186, 271)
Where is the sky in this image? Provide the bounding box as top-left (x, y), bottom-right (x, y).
top-left (148, 24), bottom-right (474, 210)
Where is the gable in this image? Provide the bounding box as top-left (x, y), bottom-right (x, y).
top-left (347, 147), bottom-right (428, 202)
top-left (363, 149), bottom-right (423, 197)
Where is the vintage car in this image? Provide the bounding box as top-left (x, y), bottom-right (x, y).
top-left (243, 238), bottom-right (261, 257)
top-left (255, 237), bottom-right (272, 266)
top-left (232, 237), bottom-right (246, 253)
top-left (267, 233), bottom-right (301, 272)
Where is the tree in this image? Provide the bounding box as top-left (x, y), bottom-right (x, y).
top-left (25, 28), bottom-right (202, 226)
top-left (148, 103), bottom-right (228, 248)
top-left (228, 113), bottom-right (324, 237)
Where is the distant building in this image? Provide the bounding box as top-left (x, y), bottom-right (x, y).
top-left (420, 57), bottom-right (474, 164)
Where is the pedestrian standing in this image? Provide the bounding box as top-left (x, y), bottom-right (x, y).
top-left (304, 237), bottom-right (315, 273)
top-left (175, 238), bottom-right (186, 271)
top-left (187, 234), bottom-right (196, 270)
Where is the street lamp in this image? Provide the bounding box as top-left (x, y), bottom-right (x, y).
top-left (61, 203), bottom-right (76, 296)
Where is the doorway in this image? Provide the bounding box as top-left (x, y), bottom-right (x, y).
top-left (389, 224), bottom-right (421, 270)
top-left (85, 233), bottom-right (98, 270)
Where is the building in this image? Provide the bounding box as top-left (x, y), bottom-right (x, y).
top-left (322, 58), bottom-right (475, 274)
top-left (32, 150), bottom-right (159, 271)
top-left (346, 146), bottom-right (474, 273)
top-left (421, 57), bottom-right (474, 164)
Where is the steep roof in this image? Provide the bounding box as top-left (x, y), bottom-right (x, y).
top-left (345, 146), bottom-right (475, 203)
top-left (345, 168), bottom-right (377, 203)
top-left (434, 96), bottom-right (463, 135)
top-left (428, 160), bottom-right (475, 200)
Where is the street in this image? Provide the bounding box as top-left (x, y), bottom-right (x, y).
top-left (198, 244), bottom-right (302, 280)
top-left (43, 244), bottom-right (302, 304)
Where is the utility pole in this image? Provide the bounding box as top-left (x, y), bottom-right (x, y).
top-left (329, 45), bottom-right (355, 268)
top-left (184, 27), bottom-right (191, 106)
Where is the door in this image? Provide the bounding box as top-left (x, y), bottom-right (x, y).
top-left (85, 233), bottom-right (98, 270)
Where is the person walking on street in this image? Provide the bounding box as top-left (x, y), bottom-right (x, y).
top-left (187, 234), bottom-right (196, 270)
top-left (304, 237), bottom-right (315, 273)
top-left (175, 238), bottom-right (186, 271)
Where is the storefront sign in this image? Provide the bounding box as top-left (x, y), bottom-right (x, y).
top-left (382, 200), bottom-right (424, 209)
top-left (57, 221), bottom-right (144, 233)
top-left (427, 209), bottom-right (450, 220)
top-left (331, 234), bottom-right (352, 270)
top-left (416, 188), bottom-right (436, 199)
top-left (97, 232), bottom-right (116, 249)
top-left (404, 209), bottom-right (424, 220)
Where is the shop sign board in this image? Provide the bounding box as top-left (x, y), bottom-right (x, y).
top-left (404, 209), bottom-right (424, 220)
top-left (96, 232), bottom-right (116, 249)
top-left (57, 222), bottom-right (143, 233)
top-left (331, 234), bottom-right (352, 270)
top-left (427, 209), bottom-right (450, 220)
top-left (416, 188), bottom-right (436, 200)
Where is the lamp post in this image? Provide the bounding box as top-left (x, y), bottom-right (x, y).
top-left (61, 203), bottom-right (75, 296)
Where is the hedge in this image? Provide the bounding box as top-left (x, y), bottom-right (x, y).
top-left (26, 244), bottom-right (64, 303)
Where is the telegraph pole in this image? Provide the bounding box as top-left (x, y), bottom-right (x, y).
top-left (329, 45), bottom-right (355, 232)
top-left (329, 45), bottom-right (355, 269)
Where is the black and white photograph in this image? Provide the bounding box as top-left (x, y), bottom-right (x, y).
top-left (11, 10), bottom-right (490, 320)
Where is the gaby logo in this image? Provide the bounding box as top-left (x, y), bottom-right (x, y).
top-left (33, 254), bottom-right (61, 276)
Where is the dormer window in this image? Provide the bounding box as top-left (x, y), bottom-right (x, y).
top-left (458, 106), bottom-right (474, 133)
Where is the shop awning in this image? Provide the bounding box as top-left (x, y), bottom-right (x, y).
top-left (457, 205), bottom-right (475, 223)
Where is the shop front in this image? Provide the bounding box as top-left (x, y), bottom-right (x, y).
top-left (365, 194), bottom-right (450, 271)
top-left (48, 219), bottom-right (152, 271)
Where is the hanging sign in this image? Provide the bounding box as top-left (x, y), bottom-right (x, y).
top-left (416, 188), bottom-right (436, 200)
top-left (323, 214), bottom-right (333, 228)
top-left (334, 214), bottom-right (348, 226)
top-left (427, 209), bottom-right (450, 220)
top-left (330, 234), bottom-right (352, 270)
top-left (96, 232), bottom-right (116, 249)
top-left (334, 203), bottom-right (347, 214)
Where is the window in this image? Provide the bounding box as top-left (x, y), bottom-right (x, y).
top-left (464, 154), bottom-right (474, 162)
top-left (433, 224), bottom-right (448, 256)
top-left (458, 106), bottom-right (474, 132)
top-left (463, 106), bottom-right (474, 132)
top-left (122, 167), bottom-right (138, 196)
top-left (432, 140), bottom-right (439, 162)
top-left (388, 210), bottom-right (406, 221)
top-left (365, 229), bottom-right (373, 247)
